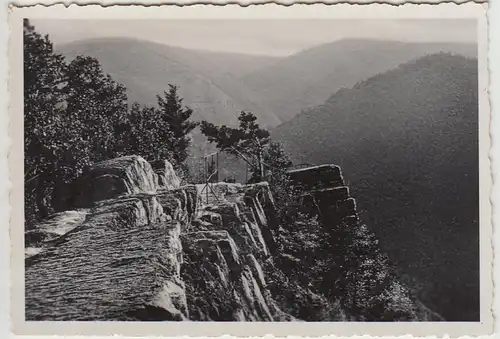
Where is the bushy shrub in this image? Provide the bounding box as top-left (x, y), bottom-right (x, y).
top-left (262, 257), bottom-right (345, 321)
top-left (333, 221), bottom-right (418, 321)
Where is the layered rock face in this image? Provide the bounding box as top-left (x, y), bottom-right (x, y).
top-left (288, 164), bottom-right (358, 229)
top-left (181, 182), bottom-right (292, 321)
top-left (24, 156), bottom-right (295, 321)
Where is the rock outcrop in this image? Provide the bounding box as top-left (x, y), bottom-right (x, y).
top-left (25, 156), bottom-right (290, 321)
top-left (288, 164), bottom-right (359, 229)
top-left (152, 159), bottom-right (181, 190)
top-left (25, 156), bottom-right (437, 321)
top-left (287, 165), bottom-right (443, 321)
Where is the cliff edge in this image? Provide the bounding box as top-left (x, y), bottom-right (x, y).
top-left (24, 156), bottom-right (441, 321)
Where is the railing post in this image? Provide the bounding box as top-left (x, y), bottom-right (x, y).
top-left (201, 151), bottom-right (221, 204)
top-left (216, 152), bottom-right (219, 182)
top-left (245, 162), bottom-right (248, 184)
top-left (205, 156), bottom-right (208, 204)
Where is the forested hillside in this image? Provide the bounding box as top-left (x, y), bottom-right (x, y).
top-left (273, 53), bottom-right (479, 320)
top-left (243, 39), bottom-right (476, 122)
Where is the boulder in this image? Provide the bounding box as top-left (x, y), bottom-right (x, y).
top-left (25, 210), bottom-right (87, 247)
top-left (86, 195), bottom-right (165, 230)
top-left (288, 165), bottom-right (359, 228)
top-left (242, 183), bottom-right (278, 254)
top-left (26, 222), bottom-right (187, 321)
top-left (288, 164), bottom-right (344, 191)
top-left (202, 202), bottom-right (269, 255)
top-left (25, 210), bottom-right (88, 258)
top-left (156, 191), bottom-right (185, 222)
top-left (74, 156), bottom-right (158, 207)
top-left (181, 185), bottom-right (202, 220)
top-left (156, 186), bottom-right (201, 228)
top-left (152, 160), bottom-right (181, 190)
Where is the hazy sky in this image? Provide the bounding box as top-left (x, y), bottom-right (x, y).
top-left (32, 19), bottom-right (477, 56)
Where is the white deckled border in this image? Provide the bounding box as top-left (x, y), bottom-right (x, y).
top-left (5, 0), bottom-right (491, 7)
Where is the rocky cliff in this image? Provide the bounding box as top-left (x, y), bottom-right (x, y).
top-left (24, 156), bottom-right (439, 321)
top-left (25, 156), bottom-right (291, 321)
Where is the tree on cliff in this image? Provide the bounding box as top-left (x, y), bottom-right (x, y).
top-left (156, 85), bottom-right (199, 169)
top-left (124, 102), bottom-right (174, 163)
top-left (24, 19), bottom-right (67, 219)
top-left (200, 111), bottom-right (270, 181)
top-left (24, 21), bottom-right (132, 221)
top-left (264, 142), bottom-right (293, 176)
top-left (326, 220), bottom-right (417, 320)
top-left (65, 55), bottom-right (129, 162)
top-left (263, 142), bottom-right (296, 220)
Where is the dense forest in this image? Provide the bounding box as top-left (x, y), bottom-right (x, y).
top-left (273, 53), bottom-right (479, 320)
top-left (24, 19), bottom-right (478, 321)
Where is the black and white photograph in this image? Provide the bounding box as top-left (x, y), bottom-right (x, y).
top-left (9, 3), bottom-right (492, 337)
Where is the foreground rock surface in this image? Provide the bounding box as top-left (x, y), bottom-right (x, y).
top-left (26, 222), bottom-right (186, 320)
top-left (25, 156), bottom-right (290, 321)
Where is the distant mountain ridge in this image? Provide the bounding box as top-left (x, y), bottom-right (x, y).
top-left (57, 37), bottom-right (283, 127)
top-left (272, 52), bottom-right (479, 321)
top-left (243, 39), bottom-right (477, 122)
top-left (58, 37), bottom-right (477, 129)
top-left (57, 37), bottom-right (283, 78)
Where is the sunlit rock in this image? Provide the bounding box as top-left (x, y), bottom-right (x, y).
top-left (74, 155), bottom-right (159, 208)
top-left (152, 159), bottom-right (181, 190)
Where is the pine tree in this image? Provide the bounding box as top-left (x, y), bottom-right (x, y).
top-left (200, 111), bottom-right (270, 181)
top-left (125, 102), bottom-right (175, 163)
top-left (156, 84), bottom-right (198, 168)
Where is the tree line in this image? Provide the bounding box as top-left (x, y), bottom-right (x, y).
top-left (24, 19), bottom-right (291, 224)
top-left (24, 19), bottom-right (197, 223)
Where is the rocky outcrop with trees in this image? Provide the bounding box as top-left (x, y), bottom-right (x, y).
top-left (23, 19), bottom-right (444, 322)
top-left (25, 156), bottom-right (441, 321)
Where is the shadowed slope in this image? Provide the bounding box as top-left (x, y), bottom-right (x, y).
top-left (273, 53), bottom-right (479, 321)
